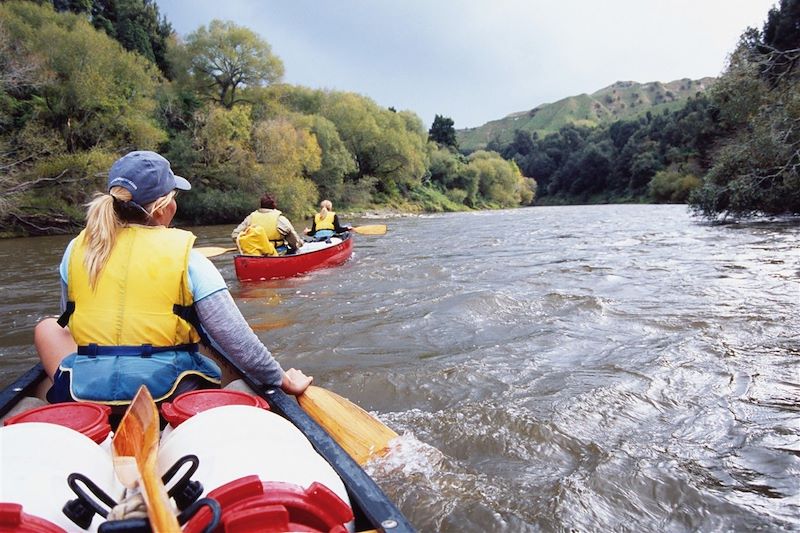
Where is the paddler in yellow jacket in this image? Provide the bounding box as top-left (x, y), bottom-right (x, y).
top-left (231, 193), bottom-right (304, 256)
top-left (34, 151), bottom-right (312, 408)
top-left (304, 200), bottom-right (352, 241)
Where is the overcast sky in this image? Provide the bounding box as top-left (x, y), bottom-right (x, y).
top-left (156, 0), bottom-right (777, 129)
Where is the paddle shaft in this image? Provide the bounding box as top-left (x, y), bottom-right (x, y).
top-left (203, 337), bottom-right (414, 533)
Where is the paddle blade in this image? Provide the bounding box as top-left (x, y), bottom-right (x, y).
top-left (195, 246), bottom-right (237, 258)
top-left (351, 224), bottom-right (387, 235)
top-left (297, 385), bottom-right (398, 466)
top-left (113, 386), bottom-right (180, 532)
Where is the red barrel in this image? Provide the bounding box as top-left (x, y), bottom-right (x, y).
top-left (160, 389), bottom-right (269, 427)
top-left (0, 503), bottom-right (66, 532)
top-left (182, 475), bottom-right (353, 533)
top-left (3, 403), bottom-right (111, 445)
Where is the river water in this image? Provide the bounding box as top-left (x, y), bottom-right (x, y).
top-left (0, 204), bottom-right (798, 532)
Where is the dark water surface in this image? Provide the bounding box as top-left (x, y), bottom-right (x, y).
top-left (1, 205), bottom-right (798, 532)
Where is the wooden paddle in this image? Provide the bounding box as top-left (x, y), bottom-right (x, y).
top-left (112, 386), bottom-right (180, 532)
top-left (195, 246), bottom-right (236, 258)
top-left (297, 385), bottom-right (398, 466)
top-left (350, 224), bottom-right (387, 235)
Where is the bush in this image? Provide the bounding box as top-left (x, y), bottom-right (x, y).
top-left (177, 188), bottom-right (255, 225)
top-left (649, 170), bottom-right (701, 203)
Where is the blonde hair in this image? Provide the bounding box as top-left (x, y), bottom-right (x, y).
top-left (83, 187), bottom-right (176, 289)
top-left (319, 200), bottom-right (333, 218)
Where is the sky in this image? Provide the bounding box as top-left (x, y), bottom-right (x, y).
top-left (156, 0), bottom-right (778, 129)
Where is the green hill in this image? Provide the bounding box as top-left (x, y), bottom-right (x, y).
top-left (457, 77), bottom-right (717, 152)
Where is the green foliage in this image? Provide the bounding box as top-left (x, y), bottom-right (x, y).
top-left (490, 94), bottom-right (720, 204)
top-left (649, 170), bottom-right (701, 203)
top-left (0, 4), bottom-right (543, 236)
top-left (261, 174), bottom-right (318, 221)
top-left (2, 148), bottom-right (115, 234)
top-left (428, 114), bottom-right (458, 149)
top-left (1, 1), bottom-right (165, 152)
top-left (465, 151), bottom-right (527, 208)
top-left (320, 92), bottom-right (428, 198)
top-left (251, 117), bottom-right (321, 182)
top-left (690, 0), bottom-right (800, 218)
top-left (177, 187), bottom-right (255, 225)
top-left (458, 78), bottom-right (716, 152)
top-left (301, 114), bottom-right (356, 203)
top-left (184, 19), bottom-right (284, 108)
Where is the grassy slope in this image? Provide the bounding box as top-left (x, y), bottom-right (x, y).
top-left (457, 77), bottom-right (716, 152)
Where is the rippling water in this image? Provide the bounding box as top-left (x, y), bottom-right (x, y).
top-left (1, 205), bottom-right (798, 532)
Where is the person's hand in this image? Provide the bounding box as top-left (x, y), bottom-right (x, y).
top-left (303, 227), bottom-right (310, 234)
top-left (281, 368), bottom-right (313, 395)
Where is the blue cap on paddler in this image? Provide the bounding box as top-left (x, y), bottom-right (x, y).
top-left (108, 151), bottom-right (191, 206)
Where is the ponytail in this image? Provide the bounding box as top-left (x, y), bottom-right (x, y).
top-left (83, 187), bottom-right (129, 289)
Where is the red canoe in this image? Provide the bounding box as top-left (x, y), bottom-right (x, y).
top-left (234, 234), bottom-right (353, 281)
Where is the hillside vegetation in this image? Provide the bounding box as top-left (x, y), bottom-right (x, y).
top-left (0, 1), bottom-right (533, 236)
top-left (457, 78), bottom-right (716, 152)
top-left (480, 0), bottom-right (800, 219)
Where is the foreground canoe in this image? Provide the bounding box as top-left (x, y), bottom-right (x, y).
top-left (0, 359), bottom-right (414, 532)
top-left (234, 233), bottom-right (354, 281)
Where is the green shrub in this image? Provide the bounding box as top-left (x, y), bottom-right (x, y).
top-left (649, 170), bottom-right (701, 203)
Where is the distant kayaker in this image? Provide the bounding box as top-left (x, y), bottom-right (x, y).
top-left (232, 192), bottom-right (304, 255)
top-left (33, 151), bottom-right (313, 409)
top-left (304, 200), bottom-right (352, 241)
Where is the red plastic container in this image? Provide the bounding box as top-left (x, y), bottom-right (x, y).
top-left (0, 503), bottom-right (66, 532)
top-left (160, 389), bottom-right (269, 427)
top-left (3, 403), bottom-right (111, 444)
top-left (182, 475), bottom-right (353, 533)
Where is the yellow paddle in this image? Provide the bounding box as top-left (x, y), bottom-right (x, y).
top-left (297, 385), bottom-right (398, 466)
top-left (195, 246), bottom-right (236, 258)
top-left (112, 386), bottom-right (180, 532)
top-left (350, 224), bottom-right (387, 235)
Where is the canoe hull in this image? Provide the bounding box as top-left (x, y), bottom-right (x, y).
top-left (234, 234), bottom-right (353, 281)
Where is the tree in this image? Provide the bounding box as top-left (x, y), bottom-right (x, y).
top-left (185, 20), bottom-right (284, 109)
top-left (690, 0), bottom-right (800, 218)
top-left (428, 114), bottom-right (458, 149)
top-left (321, 92), bottom-right (428, 197)
top-left (1, 2), bottom-right (165, 153)
top-left (51, 0), bottom-right (175, 78)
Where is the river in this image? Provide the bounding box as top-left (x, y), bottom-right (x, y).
top-left (0, 204), bottom-right (798, 532)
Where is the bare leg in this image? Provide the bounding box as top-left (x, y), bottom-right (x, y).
top-left (34, 318), bottom-right (76, 379)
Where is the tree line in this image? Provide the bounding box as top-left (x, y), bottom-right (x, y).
top-left (484, 0), bottom-right (800, 220)
top-left (0, 1), bottom-right (534, 236)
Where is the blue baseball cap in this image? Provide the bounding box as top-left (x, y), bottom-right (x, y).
top-left (107, 151), bottom-right (190, 206)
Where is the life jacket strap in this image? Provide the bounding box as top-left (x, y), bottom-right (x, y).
top-left (57, 301), bottom-right (75, 328)
top-left (173, 304), bottom-right (211, 347)
top-left (76, 343), bottom-right (199, 357)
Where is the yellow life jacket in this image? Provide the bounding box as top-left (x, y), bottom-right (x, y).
top-left (314, 211), bottom-right (336, 231)
top-left (66, 226), bottom-right (199, 347)
top-left (237, 210), bottom-right (284, 256)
